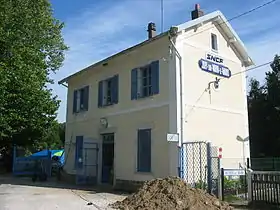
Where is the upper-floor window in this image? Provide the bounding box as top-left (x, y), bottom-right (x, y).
top-left (98, 75), bottom-right (119, 107)
top-left (211, 33), bottom-right (218, 51)
top-left (73, 86), bottom-right (89, 113)
top-left (131, 60), bottom-right (159, 100)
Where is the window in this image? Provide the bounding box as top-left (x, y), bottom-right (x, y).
top-left (98, 75), bottom-right (119, 107)
top-left (140, 65), bottom-right (152, 97)
top-left (131, 60), bottom-right (159, 100)
top-left (211, 33), bottom-right (218, 51)
top-left (75, 136), bottom-right (83, 169)
top-left (137, 129), bottom-right (151, 172)
top-left (73, 86), bottom-right (89, 113)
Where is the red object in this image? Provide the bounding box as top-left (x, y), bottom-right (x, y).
top-left (195, 4), bottom-right (200, 10)
top-left (218, 147), bottom-right (222, 158)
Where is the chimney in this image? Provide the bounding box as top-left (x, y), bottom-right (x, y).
top-left (191, 4), bottom-right (204, 20)
top-left (147, 22), bottom-right (156, 39)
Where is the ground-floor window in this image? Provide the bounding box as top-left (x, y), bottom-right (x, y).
top-left (137, 129), bottom-right (151, 172)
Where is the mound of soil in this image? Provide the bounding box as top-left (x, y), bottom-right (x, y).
top-left (111, 177), bottom-right (233, 210)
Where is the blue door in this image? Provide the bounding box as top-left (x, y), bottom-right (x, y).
top-left (75, 136), bottom-right (83, 169)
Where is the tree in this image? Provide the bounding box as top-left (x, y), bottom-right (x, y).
top-left (248, 55), bottom-right (280, 157)
top-left (0, 0), bottom-right (68, 152)
top-left (32, 122), bottom-right (65, 152)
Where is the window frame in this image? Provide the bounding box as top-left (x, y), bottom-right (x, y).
top-left (131, 60), bottom-right (159, 101)
top-left (137, 64), bottom-right (153, 98)
top-left (103, 78), bottom-right (113, 106)
top-left (74, 86), bottom-right (88, 113)
top-left (211, 33), bottom-right (218, 51)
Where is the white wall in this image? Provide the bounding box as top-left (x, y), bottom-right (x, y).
top-left (174, 20), bottom-right (250, 169)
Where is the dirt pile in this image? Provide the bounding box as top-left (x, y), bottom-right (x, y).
top-left (110, 177), bottom-right (233, 210)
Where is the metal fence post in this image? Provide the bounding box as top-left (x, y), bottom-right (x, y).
top-left (218, 158), bottom-right (222, 199)
top-left (178, 146), bottom-right (182, 178)
top-left (181, 144), bottom-right (185, 180)
top-left (206, 142), bottom-right (212, 194)
top-left (221, 168), bottom-right (225, 201)
top-left (247, 170), bottom-right (252, 203)
top-left (12, 145), bottom-right (17, 175)
top-left (247, 157), bottom-right (250, 169)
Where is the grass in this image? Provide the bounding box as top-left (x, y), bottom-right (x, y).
top-left (224, 194), bottom-right (243, 202)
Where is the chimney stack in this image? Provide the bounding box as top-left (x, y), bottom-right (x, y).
top-left (191, 4), bottom-right (204, 20)
top-left (147, 22), bottom-right (156, 39)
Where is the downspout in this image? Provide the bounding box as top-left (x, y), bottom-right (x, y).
top-left (58, 81), bottom-right (69, 121)
top-left (168, 27), bottom-right (184, 178)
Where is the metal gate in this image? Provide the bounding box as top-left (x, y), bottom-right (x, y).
top-left (76, 142), bottom-right (99, 185)
top-left (179, 141), bottom-right (220, 196)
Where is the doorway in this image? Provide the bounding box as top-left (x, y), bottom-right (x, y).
top-left (101, 133), bottom-right (114, 184)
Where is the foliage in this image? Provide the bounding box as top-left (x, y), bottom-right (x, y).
top-left (194, 180), bottom-right (207, 189)
top-left (32, 122), bottom-right (65, 151)
top-left (0, 0), bottom-right (68, 151)
top-left (248, 55), bottom-right (280, 157)
top-left (224, 177), bottom-right (240, 190)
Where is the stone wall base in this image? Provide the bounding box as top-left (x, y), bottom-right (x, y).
top-left (114, 179), bottom-right (144, 193)
top-left (60, 169), bottom-right (76, 184)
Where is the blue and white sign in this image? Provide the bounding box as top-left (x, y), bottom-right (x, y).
top-left (224, 169), bottom-right (245, 176)
top-left (198, 53), bottom-right (231, 78)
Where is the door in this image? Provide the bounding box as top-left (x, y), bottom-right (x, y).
top-left (101, 133), bottom-right (114, 184)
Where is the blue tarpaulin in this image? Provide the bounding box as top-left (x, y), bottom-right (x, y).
top-left (30, 149), bottom-right (65, 165)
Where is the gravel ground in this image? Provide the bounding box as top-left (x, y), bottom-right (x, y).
top-left (0, 176), bottom-right (126, 210)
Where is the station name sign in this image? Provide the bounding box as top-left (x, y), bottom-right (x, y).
top-left (198, 53), bottom-right (231, 78)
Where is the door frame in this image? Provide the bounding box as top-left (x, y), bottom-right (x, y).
top-left (101, 133), bottom-right (115, 184)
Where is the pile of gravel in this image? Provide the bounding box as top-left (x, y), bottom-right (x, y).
top-left (110, 177), bottom-right (233, 210)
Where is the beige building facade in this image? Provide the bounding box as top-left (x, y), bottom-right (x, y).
top-left (59, 6), bottom-right (253, 189)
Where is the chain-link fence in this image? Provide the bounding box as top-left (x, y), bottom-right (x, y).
top-left (181, 141), bottom-right (208, 188)
top-left (76, 142), bottom-right (99, 185)
top-left (180, 141), bottom-right (221, 196)
top-left (210, 156), bottom-right (220, 196)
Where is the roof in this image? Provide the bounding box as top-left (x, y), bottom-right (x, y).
top-left (58, 10), bottom-right (253, 84)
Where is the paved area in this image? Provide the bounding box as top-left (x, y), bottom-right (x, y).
top-left (0, 177), bottom-right (126, 210)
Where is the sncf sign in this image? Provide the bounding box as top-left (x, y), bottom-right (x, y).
top-left (206, 53), bottom-right (223, 63)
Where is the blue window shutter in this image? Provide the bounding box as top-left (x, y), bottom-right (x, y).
top-left (84, 86), bottom-right (89, 110)
top-left (98, 81), bottom-right (103, 107)
top-left (75, 136), bottom-right (83, 169)
top-left (112, 75), bottom-right (119, 104)
top-left (137, 129), bottom-right (151, 172)
top-left (131, 68), bottom-right (138, 100)
top-left (73, 90), bottom-right (77, 113)
top-left (151, 60), bottom-right (159, 95)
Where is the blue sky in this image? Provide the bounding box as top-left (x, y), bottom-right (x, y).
top-left (49, 0), bottom-right (280, 122)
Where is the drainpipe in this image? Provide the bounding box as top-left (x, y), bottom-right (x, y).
top-left (168, 28), bottom-right (184, 178)
top-left (168, 32), bottom-right (183, 147)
